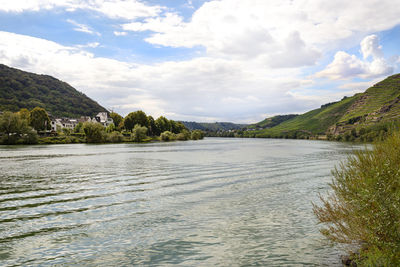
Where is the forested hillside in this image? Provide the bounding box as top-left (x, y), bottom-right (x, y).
top-left (181, 121), bottom-right (246, 131)
top-left (0, 64), bottom-right (107, 117)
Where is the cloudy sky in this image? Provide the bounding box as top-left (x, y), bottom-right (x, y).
top-left (0, 0), bottom-right (399, 123)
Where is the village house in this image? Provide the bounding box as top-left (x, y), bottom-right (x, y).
top-left (50, 112), bottom-right (113, 131)
top-left (92, 112), bottom-right (114, 127)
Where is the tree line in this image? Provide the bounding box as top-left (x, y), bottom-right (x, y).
top-left (0, 107), bottom-right (204, 144)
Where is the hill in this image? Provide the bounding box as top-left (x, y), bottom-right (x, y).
top-left (246, 114), bottom-right (298, 130)
top-left (181, 121), bottom-right (247, 132)
top-left (0, 64), bottom-right (107, 117)
top-left (246, 73), bottom-right (400, 139)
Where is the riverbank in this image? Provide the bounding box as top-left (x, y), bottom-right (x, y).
top-left (313, 132), bottom-right (400, 266)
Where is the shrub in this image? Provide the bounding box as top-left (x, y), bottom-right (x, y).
top-left (132, 124), bottom-right (148, 142)
top-left (176, 129), bottom-right (191, 141)
top-left (313, 132), bottom-right (400, 265)
top-left (160, 131), bottom-right (175, 141)
top-left (191, 130), bottom-right (204, 140)
top-left (106, 131), bottom-right (124, 143)
top-left (83, 122), bottom-right (104, 143)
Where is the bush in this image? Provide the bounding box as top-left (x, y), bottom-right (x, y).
top-left (191, 130), bottom-right (205, 140)
top-left (20, 128), bottom-right (38, 144)
top-left (313, 132), bottom-right (400, 265)
top-left (83, 122), bottom-right (104, 143)
top-left (132, 124), bottom-right (148, 142)
top-left (176, 129), bottom-right (191, 141)
top-left (160, 131), bottom-right (175, 141)
top-left (106, 131), bottom-right (124, 143)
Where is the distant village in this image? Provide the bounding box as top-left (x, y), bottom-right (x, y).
top-left (50, 112), bottom-right (114, 132)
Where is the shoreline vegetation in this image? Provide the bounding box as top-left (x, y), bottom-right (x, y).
top-left (202, 119), bottom-right (400, 144)
top-left (313, 131), bottom-right (400, 266)
top-left (0, 107), bottom-right (204, 145)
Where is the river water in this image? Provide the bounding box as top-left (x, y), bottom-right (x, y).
top-left (0, 138), bottom-right (360, 266)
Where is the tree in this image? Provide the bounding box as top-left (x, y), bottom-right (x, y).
top-left (176, 129), bottom-right (191, 140)
top-left (147, 115), bottom-right (156, 136)
top-left (124, 110), bottom-right (149, 131)
top-left (29, 107), bottom-right (50, 131)
top-left (170, 120), bottom-right (187, 134)
top-left (313, 132), bottom-right (400, 265)
top-left (160, 131), bottom-right (175, 141)
top-left (106, 131), bottom-right (124, 143)
top-left (109, 112), bottom-right (123, 130)
top-left (0, 111), bottom-right (37, 144)
top-left (74, 122), bottom-right (84, 133)
top-left (105, 123), bottom-right (116, 133)
top-left (155, 116), bottom-right (171, 135)
top-left (18, 108), bottom-right (30, 122)
top-left (191, 130), bottom-right (205, 140)
top-left (83, 122), bottom-right (104, 143)
top-left (132, 124), bottom-right (148, 142)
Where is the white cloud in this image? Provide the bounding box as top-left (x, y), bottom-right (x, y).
top-left (339, 79), bottom-right (381, 91)
top-left (122, 13), bottom-right (183, 33)
top-left (66, 19), bottom-right (100, 36)
top-left (0, 31), bottom-right (316, 122)
top-left (118, 0), bottom-right (400, 69)
top-left (360, 34), bottom-right (383, 59)
top-left (113, 31), bottom-right (127, 36)
top-left (317, 35), bottom-right (396, 80)
top-left (76, 42), bottom-right (100, 49)
top-left (2, 0), bottom-right (400, 122)
top-left (0, 0), bottom-right (163, 20)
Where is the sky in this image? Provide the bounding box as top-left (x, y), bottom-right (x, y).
top-left (0, 0), bottom-right (399, 123)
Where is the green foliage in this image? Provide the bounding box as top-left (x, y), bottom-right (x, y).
top-left (191, 130), bottom-right (205, 140)
top-left (248, 114), bottom-right (298, 129)
top-left (155, 116), bottom-right (171, 135)
top-left (0, 111), bottom-right (38, 144)
top-left (181, 121), bottom-right (246, 131)
top-left (160, 131), bottom-right (176, 141)
top-left (106, 131), bottom-right (124, 143)
top-left (38, 135), bottom-right (84, 144)
top-left (328, 120), bottom-right (400, 143)
top-left (131, 124), bottom-right (148, 142)
top-left (105, 123), bottom-right (116, 133)
top-left (109, 112), bottom-right (123, 130)
top-left (124, 110), bottom-right (149, 131)
top-left (83, 122), bottom-right (104, 143)
top-left (176, 129), bottom-right (191, 140)
top-left (253, 96), bottom-right (356, 138)
top-left (0, 64), bottom-right (107, 117)
top-left (29, 107), bottom-right (50, 131)
top-left (147, 115), bottom-right (156, 136)
top-left (170, 121), bottom-right (187, 134)
top-left (74, 122), bottom-right (83, 133)
top-left (62, 128), bottom-right (72, 136)
top-left (313, 132), bottom-right (400, 265)
top-left (18, 108), bottom-right (30, 122)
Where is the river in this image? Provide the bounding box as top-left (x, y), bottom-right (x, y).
top-left (0, 138), bottom-right (361, 266)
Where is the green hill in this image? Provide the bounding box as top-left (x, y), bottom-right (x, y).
top-left (0, 64), bottom-right (107, 117)
top-left (246, 73), bottom-right (400, 139)
top-left (246, 114), bottom-right (298, 130)
top-left (181, 121), bottom-right (247, 131)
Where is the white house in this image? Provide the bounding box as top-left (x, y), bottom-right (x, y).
top-left (93, 112), bottom-right (114, 127)
top-left (50, 112), bottom-right (113, 131)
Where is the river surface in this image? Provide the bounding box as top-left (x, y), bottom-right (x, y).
top-left (0, 138), bottom-right (361, 266)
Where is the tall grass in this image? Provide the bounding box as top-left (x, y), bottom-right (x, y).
top-left (313, 132), bottom-right (400, 265)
